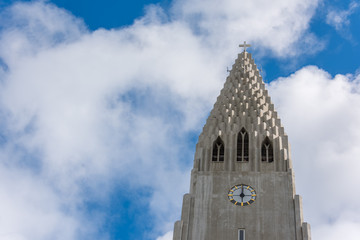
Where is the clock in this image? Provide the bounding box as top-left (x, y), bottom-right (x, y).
top-left (228, 184), bottom-right (256, 206)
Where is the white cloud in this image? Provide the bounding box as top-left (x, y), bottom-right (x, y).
top-left (0, 2), bottom-right (215, 238)
top-left (269, 66), bottom-right (360, 239)
top-left (0, 1), bottom-right (86, 63)
top-left (314, 218), bottom-right (360, 240)
top-left (156, 231), bottom-right (173, 240)
top-left (0, 0), bottom-right (348, 239)
top-left (0, 165), bottom-right (93, 240)
top-left (173, 0), bottom-right (323, 57)
top-left (326, 1), bottom-right (359, 32)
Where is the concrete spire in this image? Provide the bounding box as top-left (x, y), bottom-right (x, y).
top-left (174, 49), bottom-right (311, 240)
top-left (195, 51), bottom-right (292, 172)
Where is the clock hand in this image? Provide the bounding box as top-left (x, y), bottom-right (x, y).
top-left (241, 185), bottom-right (244, 202)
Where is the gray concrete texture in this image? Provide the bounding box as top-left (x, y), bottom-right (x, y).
top-left (173, 51), bottom-right (311, 240)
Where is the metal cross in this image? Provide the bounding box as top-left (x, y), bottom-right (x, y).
top-left (239, 41), bottom-right (251, 52)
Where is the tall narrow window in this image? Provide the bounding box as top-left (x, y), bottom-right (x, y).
top-left (238, 229), bottom-right (245, 240)
top-left (237, 128), bottom-right (249, 162)
top-left (261, 137), bottom-right (274, 162)
top-left (212, 136), bottom-right (224, 162)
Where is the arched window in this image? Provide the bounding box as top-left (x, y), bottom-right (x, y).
top-left (261, 137), bottom-right (273, 162)
top-left (212, 136), bottom-right (225, 162)
top-left (237, 128), bottom-right (249, 161)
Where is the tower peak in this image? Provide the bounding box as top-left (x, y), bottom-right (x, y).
top-left (239, 41), bottom-right (251, 52)
top-left (197, 50), bottom-right (291, 172)
top-left (173, 49), bottom-right (311, 240)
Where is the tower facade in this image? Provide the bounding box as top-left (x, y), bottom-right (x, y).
top-left (173, 49), bottom-right (311, 240)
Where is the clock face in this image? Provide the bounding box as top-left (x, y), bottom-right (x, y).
top-left (228, 184), bottom-right (256, 206)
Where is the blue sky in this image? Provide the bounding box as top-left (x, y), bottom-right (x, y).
top-left (33, 0), bottom-right (360, 79)
top-left (0, 0), bottom-right (360, 240)
top-left (1, 0), bottom-right (359, 79)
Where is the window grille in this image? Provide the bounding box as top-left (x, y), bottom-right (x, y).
top-left (237, 128), bottom-right (249, 162)
top-left (212, 136), bottom-right (225, 162)
top-left (261, 137), bottom-right (273, 162)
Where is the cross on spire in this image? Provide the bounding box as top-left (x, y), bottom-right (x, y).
top-left (239, 41), bottom-right (251, 52)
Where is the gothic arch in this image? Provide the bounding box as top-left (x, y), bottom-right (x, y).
top-left (212, 136), bottom-right (225, 162)
top-left (261, 137), bottom-right (274, 163)
top-left (237, 128), bottom-right (249, 162)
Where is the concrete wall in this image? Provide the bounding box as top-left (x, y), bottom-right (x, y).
top-left (182, 171), bottom-right (302, 240)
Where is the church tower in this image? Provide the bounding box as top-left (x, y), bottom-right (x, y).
top-left (173, 44), bottom-right (311, 240)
